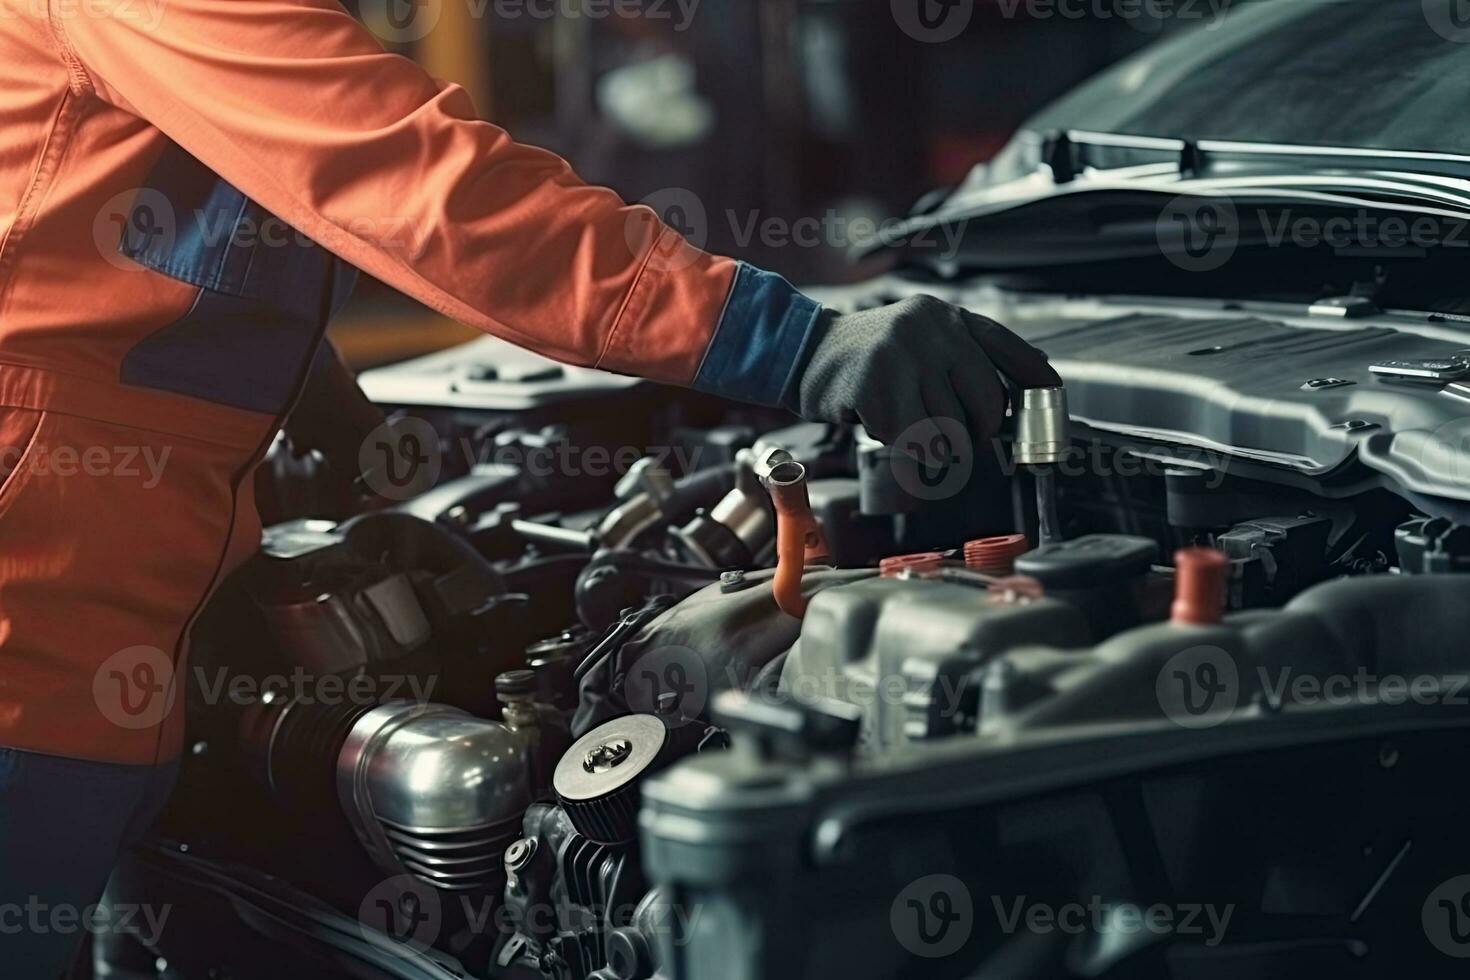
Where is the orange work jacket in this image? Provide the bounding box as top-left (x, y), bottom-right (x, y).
top-left (0, 0), bottom-right (820, 764)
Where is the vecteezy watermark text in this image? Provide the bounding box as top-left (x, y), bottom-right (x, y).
top-left (1157, 646), bottom-right (1470, 729)
top-left (358, 413), bottom-right (707, 501)
top-left (1158, 197), bottom-right (1470, 272)
top-left (358, 0), bottom-right (701, 44)
top-left (632, 188), bottom-right (968, 272)
top-left (991, 895), bottom-right (1234, 946)
top-left (0, 898), bottom-right (171, 948)
top-left (892, 0), bottom-right (1235, 43)
top-left (95, 189), bottom-right (438, 272)
top-left (359, 873), bottom-right (703, 951)
top-left (3, 0), bottom-right (168, 32)
top-left (0, 442), bottom-right (170, 489)
top-left (194, 667), bottom-right (439, 708)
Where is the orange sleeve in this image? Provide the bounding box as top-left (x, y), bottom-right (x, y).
top-left (51, 0), bottom-right (740, 385)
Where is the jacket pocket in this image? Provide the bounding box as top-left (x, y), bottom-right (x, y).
top-left (112, 141), bottom-right (358, 415)
top-left (0, 406), bottom-right (44, 516)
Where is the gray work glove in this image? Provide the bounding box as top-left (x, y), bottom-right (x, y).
top-left (788, 295), bottom-right (1061, 445)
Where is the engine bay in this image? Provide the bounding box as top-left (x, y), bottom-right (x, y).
top-left (118, 283), bottom-right (1470, 980)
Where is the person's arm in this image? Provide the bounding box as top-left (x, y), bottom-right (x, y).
top-left (56, 0), bottom-right (1058, 442)
top-left (54, 0), bottom-right (816, 402)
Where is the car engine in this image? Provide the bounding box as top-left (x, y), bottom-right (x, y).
top-left (114, 280), bottom-right (1470, 979)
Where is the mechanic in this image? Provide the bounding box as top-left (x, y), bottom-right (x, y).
top-left (0, 0), bottom-right (1058, 973)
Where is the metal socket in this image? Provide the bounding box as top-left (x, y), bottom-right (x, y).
top-left (1013, 386), bottom-right (1071, 466)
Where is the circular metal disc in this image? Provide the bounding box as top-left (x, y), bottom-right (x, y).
top-left (553, 714), bottom-right (669, 802)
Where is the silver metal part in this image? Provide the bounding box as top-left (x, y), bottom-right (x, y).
top-left (614, 456), bottom-right (675, 505)
top-left (598, 458), bottom-right (677, 549)
top-left (751, 446), bottom-right (795, 485)
top-left (674, 447), bottom-right (776, 567)
top-left (337, 701), bottom-right (530, 890)
top-left (553, 714), bottom-right (671, 844)
top-left (1370, 358), bottom-right (1470, 382)
top-left (259, 572), bottom-right (430, 674)
top-left (511, 518), bottom-right (595, 550)
top-left (1013, 386), bottom-right (1071, 466)
top-left (707, 470), bottom-right (772, 547)
top-left (258, 593), bottom-right (373, 677)
top-left (595, 494), bottom-right (663, 550)
top-left (553, 714), bottom-right (668, 804)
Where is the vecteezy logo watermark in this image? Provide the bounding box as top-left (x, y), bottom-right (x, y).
top-left (194, 668), bottom-right (439, 709)
top-left (993, 438), bottom-right (1233, 489)
top-left (359, 876), bottom-right (443, 950)
top-left (359, 0), bottom-right (701, 43)
top-left (358, 0), bottom-right (441, 42)
top-left (892, 874), bottom-right (974, 958)
top-left (1159, 202), bottom-right (1470, 272)
top-left (890, 416), bottom-right (975, 502)
top-left (629, 189), bottom-right (968, 266)
top-left (1158, 657), bottom-right (1470, 730)
top-left (991, 896), bottom-right (1233, 946)
top-left (990, 0), bottom-right (1233, 34)
top-left (93, 645), bottom-right (177, 731)
top-left (892, 0), bottom-right (975, 43)
top-left (783, 666), bottom-right (968, 722)
top-left (470, 895), bottom-right (704, 943)
top-left (1157, 196), bottom-right (1239, 272)
top-left (499, 0), bottom-right (700, 28)
top-left (96, 189), bottom-right (436, 270)
top-left (0, 898), bottom-right (171, 947)
top-left (1424, 0), bottom-right (1470, 43)
top-left (1426, 875), bottom-right (1470, 957)
top-left (1257, 668), bottom-right (1470, 711)
top-left (359, 416), bottom-right (443, 501)
top-left (629, 187), bottom-right (709, 274)
top-left (0, 442), bottom-right (171, 489)
top-left (725, 211), bottom-right (964, 258)
top-left (18, 0), bottom-right (171, 34)
top-left (623, 645), bottom-right (710, 726)
top-left (1259, 210), bottom-right (1470, 252)
top-left (93, 188), bottom-right (177, 273)
top-left (1156, 646), bottom-right (1240, 729)
top-left (489, 441), bottom-right (704, 480)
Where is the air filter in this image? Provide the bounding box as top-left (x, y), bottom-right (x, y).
top-left (553, 714), bottom-right (676, 845)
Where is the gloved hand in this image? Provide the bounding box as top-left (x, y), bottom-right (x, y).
top-left (788, 295), bottom-right (1061, 445)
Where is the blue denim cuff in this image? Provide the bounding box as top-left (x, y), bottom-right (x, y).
top-left (692, 262), bottom-right (823, 407)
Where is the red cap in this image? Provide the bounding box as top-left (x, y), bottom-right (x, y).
top-left (964, 534), bottom-right (1030, 576)
top-left (1171, 547), bottom-right (1230, 625)
top-left (879, 552), bottom-right (946, 579)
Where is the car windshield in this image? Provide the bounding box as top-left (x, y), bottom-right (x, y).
top-left (1025, 0), bottom-right (1470, 158)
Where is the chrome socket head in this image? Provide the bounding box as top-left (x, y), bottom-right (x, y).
top-left (1013, 386), bottom-right (1071, 466)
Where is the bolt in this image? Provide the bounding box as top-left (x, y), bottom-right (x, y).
top-left (752, 446), bottom-right (796, 484)
top-left (504, 838), bottom-right (536, 871)
top-left (719, 569), bottom-right (747, 593)
top-left (583, 737), bottom-right (634, 774)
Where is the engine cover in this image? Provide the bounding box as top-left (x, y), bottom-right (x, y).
top-left (1027, 309), bottom-right (1470, 501)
